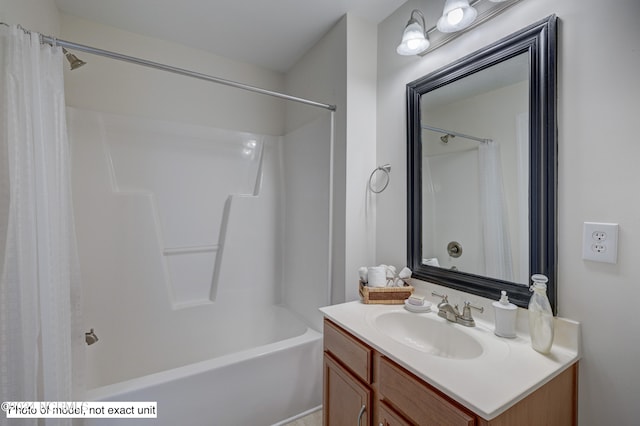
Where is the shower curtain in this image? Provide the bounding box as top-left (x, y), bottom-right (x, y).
top-left (478, 141), bottom-right (513, 281)
top-left (0, 25), bottom-right (83, 425)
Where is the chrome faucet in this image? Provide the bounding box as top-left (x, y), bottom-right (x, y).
top-left (433, 293), bottom-right (458, 322)
top-left (432, 292), bottom-right (484, 327)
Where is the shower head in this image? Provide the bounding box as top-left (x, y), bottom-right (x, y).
top-left (440, 134), bottom-right (455, 143)
top-left (62, 48), bottom-right (86, 70)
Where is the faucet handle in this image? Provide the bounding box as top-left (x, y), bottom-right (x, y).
top-left (463, 301), bottom-right (484, 313)
top-left (458, 301), bottom-right (484, 327)
top-left (431, 292), bottom-right (448, 302)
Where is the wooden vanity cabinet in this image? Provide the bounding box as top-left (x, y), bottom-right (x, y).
top-left (323, 318), bottom-right (577, 426)
top-left (323, 318), bottom-right (373, 425)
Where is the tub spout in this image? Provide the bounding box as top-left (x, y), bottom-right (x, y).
top-left (85, 328), bottom-right (99, 345)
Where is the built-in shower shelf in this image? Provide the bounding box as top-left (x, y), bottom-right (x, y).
top-left (163, 245), bottom-right (219, 256)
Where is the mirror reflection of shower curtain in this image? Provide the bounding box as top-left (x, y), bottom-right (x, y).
top-left (422, 154), bottom-right (437, 259)
top-left (516, 113), bottom-right (530, 284)
top-left (478, 141), bottom-right (513, 281)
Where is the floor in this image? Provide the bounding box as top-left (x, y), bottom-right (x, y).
top-left (283, 410), bottom-right (322, 426)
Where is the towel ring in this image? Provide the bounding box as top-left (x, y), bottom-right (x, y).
top-left (368, 164), bottom-right (391, 193)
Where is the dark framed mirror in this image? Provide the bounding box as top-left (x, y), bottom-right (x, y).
top-left (407, 15), bottom-right (557, 312)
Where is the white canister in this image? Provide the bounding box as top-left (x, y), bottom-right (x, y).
top-left (367, 266), bottom-right (387, 287)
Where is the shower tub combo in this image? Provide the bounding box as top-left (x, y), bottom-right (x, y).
top-left (70, 107), bottom-right (331, 425)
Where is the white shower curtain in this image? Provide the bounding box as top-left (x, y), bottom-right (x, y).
top-left (0, 25), bottom-right (84, 425)
top-left (478, 141), bottom-right (513, 281)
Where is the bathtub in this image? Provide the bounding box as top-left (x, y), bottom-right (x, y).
top-left (84, 308), bottom-right (323, 426)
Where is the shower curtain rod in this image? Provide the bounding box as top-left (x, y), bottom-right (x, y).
top-left (0, 23), bottom-right (335, 111)
top-left (43, 36), bottom-right (337, 111)
top-left (422, 124), bottom-right (491, 143)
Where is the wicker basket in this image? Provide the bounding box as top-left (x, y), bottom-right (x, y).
top-left (359, 281), bottom-right (413, 305)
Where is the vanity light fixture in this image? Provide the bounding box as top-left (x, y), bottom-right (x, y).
top-left (396, 0), bottom-right (525, 56)
top-left (396, 9), bottom-right (430, 56)
top-left (436, 0), bottom-right (478, 33)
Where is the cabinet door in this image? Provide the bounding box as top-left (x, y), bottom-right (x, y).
top-left (324, 354), bottom-right (371, 426)
top-left (378, 402), bottom-right (412, 426)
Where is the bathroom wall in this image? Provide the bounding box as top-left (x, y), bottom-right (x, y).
top-left (60, 14), bottom-right (286, 136)
top-left (0, 0), bottom-right (60, 35)
top-left (285, 17), bottom-right (348, 307)
top-left (282, 115), bottom-right (333, 330)
top-left (377, 0), bottom-right (640, 424)
top-left (285, 14), bottom-right (378, 304)
top-left (344, 16), bottom-right (378, 302)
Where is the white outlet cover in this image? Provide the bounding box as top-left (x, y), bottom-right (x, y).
top-left (582, 222), bottom-right (619, 264)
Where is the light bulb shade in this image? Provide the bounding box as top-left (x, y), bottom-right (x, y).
top-left (396, 17), bottom-right (430, 55)
top-left (436, 0), bottom-right (478, 33)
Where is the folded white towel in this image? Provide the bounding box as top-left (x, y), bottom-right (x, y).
top-left (422, 257), bottom-right (440, 267)
top-left (358, 266), bottom-right (368, 283)
top-left (398, 267), bottom-right (412, 279)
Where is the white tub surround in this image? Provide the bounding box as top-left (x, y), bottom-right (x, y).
top-left (69, 107), bottom-right (332, 425)
top-left (320, 301), bottom-right (580, 420)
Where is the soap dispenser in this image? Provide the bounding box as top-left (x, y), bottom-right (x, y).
top-left (492, 291), bottom-right (517, 338)
top-left (528, 274), bottom-right (554, 354)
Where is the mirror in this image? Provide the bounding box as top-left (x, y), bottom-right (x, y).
top-left (407, 16), bottom-right (557, 311)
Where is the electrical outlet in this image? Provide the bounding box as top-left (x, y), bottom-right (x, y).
top-left (582, 222), bottom-right (619, 263)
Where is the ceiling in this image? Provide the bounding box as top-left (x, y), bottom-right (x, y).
top-left (55, 0), bottom-right (407, 73)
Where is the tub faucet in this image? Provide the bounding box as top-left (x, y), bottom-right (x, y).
top-left (85, 328), bottom-right (99, 345)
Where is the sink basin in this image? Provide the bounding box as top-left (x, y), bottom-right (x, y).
top-left (372, 312), bottom-right (484, 360)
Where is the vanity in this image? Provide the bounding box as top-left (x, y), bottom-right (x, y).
top-left (321, 301), bottom-right (580, 425)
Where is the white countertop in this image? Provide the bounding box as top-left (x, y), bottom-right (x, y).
top-left (320, 301), bottom-right (581, 420)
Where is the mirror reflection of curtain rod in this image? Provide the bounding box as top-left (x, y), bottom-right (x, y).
top-left (422, 124), bottom-right (491, 143)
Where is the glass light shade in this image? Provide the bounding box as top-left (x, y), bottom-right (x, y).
top-left (436, 0), bottom-right (478, 33)
top-left (396, 21), bottom-right (430, 55)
